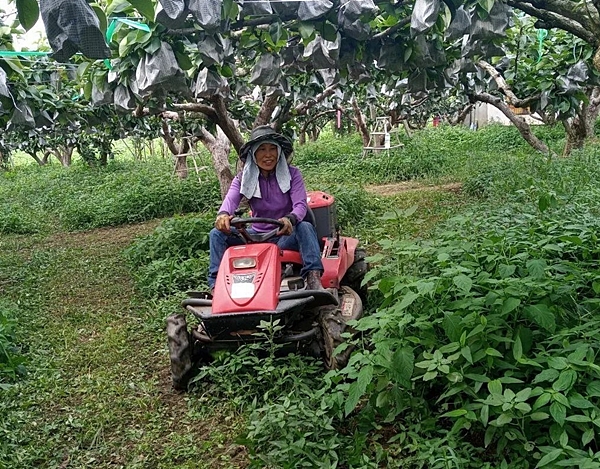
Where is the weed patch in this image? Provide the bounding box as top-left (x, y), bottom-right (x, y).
top-left (0, 299), bottom-right (26, 385)
top-left (338, 192), bottom-right (600, 466)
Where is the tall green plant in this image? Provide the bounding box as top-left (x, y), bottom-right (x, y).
top-left (337, 196), bottom-right (600, 467)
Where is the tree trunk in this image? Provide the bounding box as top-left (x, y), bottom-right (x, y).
top-left (451, 104), bottom-right (474, 126)
top-left (351, 98), bottom-right (370, 147)
top-left (28, 152), bottom-right (46, 166)
top-left (472, 92), bottom-right (551, 155)
top-left (197, 126), bottom-right (234, 197)
top-left (254, 94), bottom-right (279, 127)
top-left (309, 126), bottom-right (320, 142)
top-left (561, 87), bottom-right (600, 156)
top-left (52, 145), bottom-right (74, 166)
top-left (173, 153), bottom-right (188, 178)
top-left (161, 119), bottom-right (191, 179)
top-left (586, 86), bottom-right (600, 139)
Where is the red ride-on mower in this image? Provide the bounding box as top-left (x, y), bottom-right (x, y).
top-left (166, 191), bottom-right (368, 390)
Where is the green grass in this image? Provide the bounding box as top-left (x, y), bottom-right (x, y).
top-left (0, 226), bottom-right (246, 468)
top-left (0, 158), bottom-right (221, 234)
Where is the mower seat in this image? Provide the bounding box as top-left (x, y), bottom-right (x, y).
top-left (280, 250), bottom-right (302, 264)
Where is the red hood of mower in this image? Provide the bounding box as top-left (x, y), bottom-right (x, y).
top-left (212, 243), bottom-right (282, 314)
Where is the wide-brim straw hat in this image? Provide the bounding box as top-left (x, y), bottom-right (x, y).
top-left (239, 125), bottom-right (293, 162)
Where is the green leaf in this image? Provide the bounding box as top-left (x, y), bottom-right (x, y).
top-left (525, 304), bottom-right (556, 332)
top-left (453, 274), bottom-right (473, 293)
top-left (416, 281), bottom-right (435, 296)
top-left (586, 381), bottom-right (600, 397)
top-left (16, 0), bottom-right (39, 31)
top-left (548, 357), bottom-right (568, 370)
top-left (533, 393), bottom-right (552, 410)
top-left (552, 370), bottom-right (577, 393)
top-left (464, 373), bottom-right (490, 382)
top-left (485, 348), bottom-right (504, 358)
top-left (126, 0), bottom-right (154, 21)
top-left (498, 264), bottom-right (516, 278)
top-left (344, 364), bottom-right (373, 416)
top-left (484, 426), bottom-right (496, 447)
top-left (494, 413), bottom-right (512, 426)
top-left (535, 449), bottom-right (562, 468)
top-left (481, 405), bottom-right (489, 426)
top-left (582, 428), bottom-right (594, 446)
top-left (398, 291), bottom-right (419, 310)
top-left (549, 402), bottom-right (566, 426)
top-left (570, 394), bottom-right (594, 409)
top-left (512, 336), bottom-right (523, 361)
top-left (92, 6), bottom-right (108, 33)
top-left (526, 259), bottom-right (547, 279)
top-left (488, 380), bottom-right (502, 395)
top-left (552, 393), bottom-right (570, 407)
top-left (298, 22), bottom-right (315, 41)
top-left (390, 348), bottom-right (414, 387)
top-left (515, 388), bottom-right (532, 402)
top-left (442, 314), bottom-right (462, 342)
top-left (503, 297), bottom-right (521, 315)
top-left (320, 22), bottom-right (337, 42)
top-left (566, 415), bottom-right (591, 423)
top-left (175, 51), bottom-right (193, 71)
top-left (442, 409), bottom-right (468, 418)
top-left (461, 346), bottom-right (473, 364)
top-left (530, 412), bottom-right (550, 421)
top-left (533, 369), bottom-right (560, 384)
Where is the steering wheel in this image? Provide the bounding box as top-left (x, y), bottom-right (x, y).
top-left (230, 217), bottom-right (284, 243)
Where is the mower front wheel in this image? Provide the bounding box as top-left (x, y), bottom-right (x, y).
top-left (166, 313), bottom-right (194, 391)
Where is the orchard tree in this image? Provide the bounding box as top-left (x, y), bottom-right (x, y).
top-left (9, 0), bottom-right (600, 173)
top-left (462, 14), bottom-right (600, 155)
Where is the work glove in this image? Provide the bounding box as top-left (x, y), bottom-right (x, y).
top-left (215, 213), bottom-right (232, 233)
top-left (278, 217), bottom-right (293, 236)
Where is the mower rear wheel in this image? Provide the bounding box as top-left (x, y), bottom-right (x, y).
top-left (166, 313), bottom-right (194, 391)
top-left (342, 248), bottom-right (368, 298)
top-left (320, 286), bottom-right (363, 370)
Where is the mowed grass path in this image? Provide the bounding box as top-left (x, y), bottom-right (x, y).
top-left (0, 223), bottom-right (247, 469)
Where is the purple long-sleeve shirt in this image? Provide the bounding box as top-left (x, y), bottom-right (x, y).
top-left (218, 165), bottom-right (308, 232)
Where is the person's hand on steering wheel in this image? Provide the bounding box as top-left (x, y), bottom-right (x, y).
top-left (215, 213), bottom-right (232, 234)
top-left (277, 217), bottom-right (293, 236)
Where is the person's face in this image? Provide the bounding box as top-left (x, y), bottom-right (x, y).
top-left (255, 143), bottom-right (279, 172)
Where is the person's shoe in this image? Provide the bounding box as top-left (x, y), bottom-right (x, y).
top-left (306, 270), bottom-right (324, 290)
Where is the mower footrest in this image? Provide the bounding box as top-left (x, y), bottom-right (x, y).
top-left (279, 290), bottom-right (338, 307)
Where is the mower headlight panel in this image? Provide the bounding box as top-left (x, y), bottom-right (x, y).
top-left (232, 257), bottom-right (256, 269)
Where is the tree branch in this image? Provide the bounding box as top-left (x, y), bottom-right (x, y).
top-left (171, 102), bottom-right (218, 120)
top-left (161, 119), bottom-right (180, 155)
top-left (372, 18), bottom-right (411, 40)
top-left (471, 92), bottom-right (551, 154)
top-left (166, 15), bottom-right (290, 36)
top-left (525, 0), bottom-right (599, 25)
top-left (211, 95), bottom-right (245, 153)
top-left (476, 60), bottom-right (541, 108)
top-left (508, 0), bottom-right (598, 45)
top-left (451, 103), bottom-right (473, 126)
top-left (295, 84), bottom-right (340, 115)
